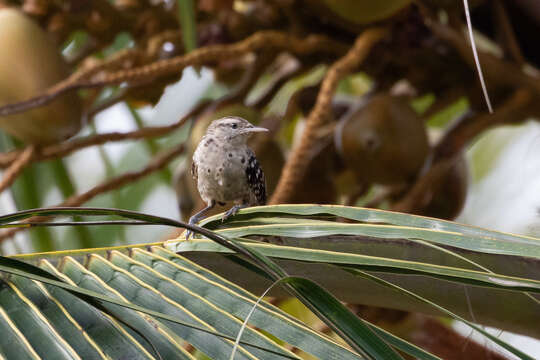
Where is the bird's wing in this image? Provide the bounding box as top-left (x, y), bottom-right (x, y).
top-left (245, 149), bottom-right (266, 205)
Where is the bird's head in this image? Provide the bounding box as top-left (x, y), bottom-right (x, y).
top-left (206, 116), bottom-right (268, 144)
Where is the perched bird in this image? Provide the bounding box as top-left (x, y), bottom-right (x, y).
top-left (186, 116), bottom-right (268, 238)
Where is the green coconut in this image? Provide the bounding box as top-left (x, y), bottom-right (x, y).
top-left (0, 8), bottom-right (81, 144)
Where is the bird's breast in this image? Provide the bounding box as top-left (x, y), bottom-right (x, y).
top-left (193, 141), bottom-right (250, 203)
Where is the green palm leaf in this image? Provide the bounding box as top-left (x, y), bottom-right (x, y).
top-left (1, 205), bottom-right (537, 359)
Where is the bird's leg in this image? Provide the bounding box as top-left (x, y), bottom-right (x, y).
top-left (222, 203), bottom-right (248, 222)
top-left (186, 200), bottom-right (215, 240)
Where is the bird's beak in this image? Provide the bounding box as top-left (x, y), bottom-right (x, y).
top-left (240, 126), bottom-right (269, 135)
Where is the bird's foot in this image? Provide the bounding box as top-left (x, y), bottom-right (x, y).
top-left (185, 215), bottom-right (200, 240)
top-left (184, 201), bottom-right (216, 240)
top-left (222, 204), bottom-right (247, 222)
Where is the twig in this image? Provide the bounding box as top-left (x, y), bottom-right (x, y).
top-left (62, 142), bottom-right (182, 206)
top-left (270, 28), bottom-right (388, 204)
top-left (392, 157), bottom-right (458, 214)
top-left (0, 31), bottom-right (348, 117)
top-left (424, 12), bottom-right (540, 96)
top-left (0, 48), bottom-right (142, 117)
top-left (493, 0), bottom-right (525, 66)
top-left (0, 52), bottom-right (284, 169)
top-left (434, 89), bottom-right (534, 159)
top-left (0, 101), bottom-right (208, 168)
top-left (0, 144), bottom-right (184, 242)
top-left (91, 32), bottom-right (347, 86)
top-left (0, 146), bottom-right (34, 194)
top-left (72, 49), bottom-right (142, 84)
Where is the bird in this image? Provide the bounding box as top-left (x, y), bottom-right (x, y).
top-left (186, 116), bottom-right (268, 239)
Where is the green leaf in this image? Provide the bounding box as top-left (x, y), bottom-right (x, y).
top-left (282, 277), bottom-right (404, 360)
top-left (0, 305), bottom-right (42, 360)
top-left (351, 270), bottom-right (535, 360)
top-left (7, 275), bottom-right (106, 359)
top-left (201, 205), bottom-right (540, 258)
top-left (127, 105), bottom-right (172, 183)
top-left (0, 279), bottom-right (80, 359)
top-left (80, 253), bottom-right (290, 360)
top-left (0, 255), bottom-right (296, 358)
top-left (365, 323), bottom-right (441, 360)
top-left (172, 239), bottom-right (540, 293)
top-left (38, 259), bottom-right (192, 359)
top-left (10, 164), bottom-right (54, 252)
top-left (49, 158), bottom-right (93, 248)
top-left (0, 207), bottom-right (401, 359)
top-left (146, 247), bottom-right (363, 360)
top-left (177, 0), bottom-right (197, 52)
top-left (2, 205), bottom-right (533, 359)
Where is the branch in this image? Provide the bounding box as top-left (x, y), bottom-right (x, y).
top-left (0, 48), bottom-right (142, 117)
top-left (493, 0), bottom-right (525, 66)
top-left (0, 144), bottom-right (184, 242)
top-left (270, 27), bottom-right (388, 204)
top-left (0, 31), bottom-right (348, 117)
top-left (434, 89), bottom-right (535, 159)
top-left (0, 101), bottom-right (208, 168)
top-left (0, 50), bottom-right (286, 169)
top-left (0, 146), bottom-right (34, 194)
top-left (424, 13), bottom-right (540, 96)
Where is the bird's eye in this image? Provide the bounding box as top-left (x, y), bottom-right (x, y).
top-left (231, 123), bottom-right (238, 129)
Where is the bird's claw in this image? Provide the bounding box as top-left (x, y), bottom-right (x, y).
top-left (185, 201), bottom-right (216, 240)
top-left (222, 205), bottom-right (240, 222)
top-left (185, 217), bottom-right (198, 240)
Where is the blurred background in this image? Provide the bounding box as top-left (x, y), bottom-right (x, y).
top-left (0, 0), bottom-right (539, 357)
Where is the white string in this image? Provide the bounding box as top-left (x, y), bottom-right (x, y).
top-left (463, 0), bottom-right (493, 113)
